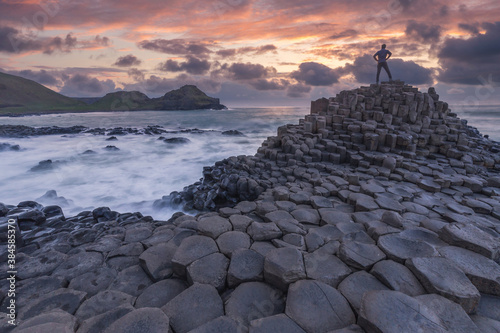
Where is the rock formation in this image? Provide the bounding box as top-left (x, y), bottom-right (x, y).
top-left (2, 81), bottom-right (500, 332)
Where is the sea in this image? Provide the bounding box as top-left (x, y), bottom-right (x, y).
top-left (0, 105), bottom-right (498, 220)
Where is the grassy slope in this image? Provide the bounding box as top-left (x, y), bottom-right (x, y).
top-left (0, 72), bottom-right (87, 115)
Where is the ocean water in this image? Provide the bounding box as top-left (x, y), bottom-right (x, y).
top-left (0, 108), bottom-right (307, 219)
top-left (0, 105), bottom-right (498, 220)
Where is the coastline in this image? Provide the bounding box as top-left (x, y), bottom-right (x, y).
top-left (2, 81), bottom-right (500, 332)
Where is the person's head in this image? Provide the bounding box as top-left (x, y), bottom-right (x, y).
top-left (381, 44), bottom-right (386, 49)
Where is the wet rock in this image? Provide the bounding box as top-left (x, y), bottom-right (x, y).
top-left (51, 251), bottom-right (104, 281)
top-left (227, 249), bottom-right (265, 288)
top-left (68, 267), bottom-right (117, 297)
top-left (358, 290), bottom-right (448, 333)
top-left (225, 281), bottom-right (285, 326)
top-left (370, 260), bottom-right (426, 296)
top-left (164, 137), bottom-right (191, 144)
top-left (102, 307), bottom-right (170, 333)
top-left (222, 130), bottom-right (244, 136)
top-left (16, 250), bottom-right (68, 280)
top-left (286, 280), bottom-right (355, 332)
top-left (264, 247), bottom-right (306, 291)
top-left (406, 256), bottom-right (481, 313)
top-left (187, 253), bottom-right (229, 291)
top-left (163, 283), bottom-right (224, 333)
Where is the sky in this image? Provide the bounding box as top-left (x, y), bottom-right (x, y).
top-left (0, 0), bottom-right (499, 108)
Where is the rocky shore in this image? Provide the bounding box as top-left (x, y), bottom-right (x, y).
top-left (2, 81), bottom-right (500, 332)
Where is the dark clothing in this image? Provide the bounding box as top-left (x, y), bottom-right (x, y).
top-left (376, 62), bottom-right (392, 83)
top-left (374, 49), bottom-right (391, 63)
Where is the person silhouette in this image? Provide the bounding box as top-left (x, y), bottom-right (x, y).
top-left (373, 44), bottom-right (393, 84)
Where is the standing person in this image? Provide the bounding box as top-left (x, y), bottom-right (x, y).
top-left (373, 44), bottom-right (393, 84)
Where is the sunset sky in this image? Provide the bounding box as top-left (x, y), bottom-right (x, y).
top-left (1, 0), bottom-right (499, 107)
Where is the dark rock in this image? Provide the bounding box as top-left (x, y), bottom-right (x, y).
top-left (216, 231), bottom-right (251, 257)
top-left (171, 235), bottom-right (219, 277)
top-left (104, 145), bottom-right (119, 150)
top-left (247, 222), bottom-right (282, 241)
top-left (68, 267), bottom-right (117, 297)
top-left (139, 243), bottom-right (176, 281)
top-left (249, 314), bottom-right (305, 333)
top-left (30, 159), bottom-right (57, 172)
top-left (197, 215), bottom-right (232, 239)
top-left (337, 271), bottom-right (390, 314)
top-left (406, 256), bottom-right (481, 313)
top-left (108, 265), bottom-right (153, 297)
top-left (11, 310), bottom-right (78, 333)
top-left (102, 308), bottom-right (170, 333)
top-left (163, 283), bottom-right (224, 333)
top-left (286, 280), bottom-right (355, 332)
top-left (358, 290), bottom-right (448, 333)
top-left (370, 260), bottom-right (426, 296)
top-left (264, 247), bottom-right (306, 291)
top-left (187, 253), bottom-right (229, 291)
top-left (476, 294), bottom-right (500, 322)
top-left (227, 249), bottom-right (265, 288)
top-left (304, 251), bottom-right (351, 287)
top-left (338, 240), bottom-right (386, 270)
top-left (51, 251), bottom-right (104, 281)
top-left (18, 288), bottom-right (87, 320)
top-left (134, 279), bottom-right (187, 308)
top-left (188, 316), bottom-right (245, 333)
top-left (222, 130), bottom-right (244, 136)
top-left (76, 305), bottom-right (135, 333)
top-left (378, 233), bottom-right (439, 263)
top-left (164, 137), bottom-right (191, 144)
top-left (17, 250), bottom-right (68, 280)
top-left (75, 290), bottom-right (135, 320)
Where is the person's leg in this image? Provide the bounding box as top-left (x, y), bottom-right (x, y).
top-left (382, 62), bottom-right (392, 81)
top-left (376, 63), bottom-right (383, 83)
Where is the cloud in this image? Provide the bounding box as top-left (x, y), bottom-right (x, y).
top-left (405, 20), bottom-right (442, 43)
top-left (123, 74), bottom-right (221, 96)
top-left (344, 54), bottom-right (434, 85)
top-left (290, 62), bottom-right (341, 86)
top-left (127, 68), bottom-right (145, 81)
top-left (59, 74), bottom-right (116, 97)
top-left (7, 69), bottom-right (59, 86)
top-left (329, 29), bottom-right (358, 40)
top-left (114, 54), bottom-right (142, 67)
top-left (158, 56), bottom-right (211, 75)
top-left (458, 23), bottom-right (480, 35)
top-left (248, 78), bottom-right (290, 91)
top-left (214, 62), bottom-right (276, 80)
top-left (287, 84), bottom-right (311, 98)
top-left (137, 38), bottom-right (213, 57)
top-left (437, 22), bottom-right (500, 85)
top-left (215, 44), bottom-right (278, 59)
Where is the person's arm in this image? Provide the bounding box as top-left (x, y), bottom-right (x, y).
top-left (386, 50), bottom-right (392, 60)
top-left (373, 52), bottom-right (378, 62)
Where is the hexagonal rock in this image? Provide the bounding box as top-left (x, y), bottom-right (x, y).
top-left (16, 250), bottom-right (68, 280)
top-left (476, 294), bottom-right (500, 322)
top-left (406, 257), bottom-right (481, 313)
top-left (216, 231), bottom-right (251, 257)
top-left (227, 249), bottom-right (265, 288)
top-left (139, 243), bottom-right (176, 281)
top-left (378, 233), bottom-right (439, 264)
top-left (17, 288), bottom-right (87, 320)
top-left (171, 235), bottom-right (219, 277)
top-left (375, 196), bottom-right (406, 213)
top-left (162, 283), bottom-right (224, 333)
top-left (440, 223), bottom-right (500, 263)
top-left (225, 282), bottom-right (285, 326)
top-left (264, 210), bottom-right (294, 223)
top-left (264, 247), bottom-right (306, 291)
top-left (358, 290), bottom-right (448, 333)
top-left (439, 246), bottom-right (500, 296)
top-left (338, 240), bottom-right (386, 270)
top-left (319, 209), bottom-right (352, 225)
top-left (249, 314), bottom-right (305, 333)
top-left (310, 196), bottom-right (334, 209)
top-left (51, 251), bottom-right (104, 281)
top-left (102, 308), bottom-right (170, 333)
top-left (304, 252), bottom-right (351, 287)
top-left (76, 305), bottom-right (135, 333)
top-left (189, 316), bottom-right (244, 333)
top-left (108, 265), bottom-right (153, 297)
top-left (134, 279), bottom-right (187, 308)
top-left (381, 211), bottom-right (403, 228)
top-left (290, 209), bottom-right (320, 225)
top-left (418, 179), bottom-right (441, 192)
top-left (370, 260), bottom-right (425, 296)
top-left (337, 271), bottom-right (389, 314)
top-left (416, 294), bottom-right (481, 333)
top-left (355, 196), bottom-right (379, 212)
top-left (197, 215), bottom-right (232, 239)
top-left (75, 290), bottom-right (135, 320)
top-left (471, 315), bottom-right (500, 332)
top-left (10, 310), bottom-right (78, 333)
top-left (187, 253), bottom-right (229, 291)
top-left (286, 280), bottom-right (355, 332)
top-left (229, 214), bottom-right (253, 232)
top-left (247, 222), bottom-right (282, 241)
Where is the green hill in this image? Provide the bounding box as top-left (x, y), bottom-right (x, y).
top-left (88, 91), bottom-right (151, 111)
top-left (150, 85), bottom-right (226, 110)
top-left (0, 72), bottom-right (86, 114)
